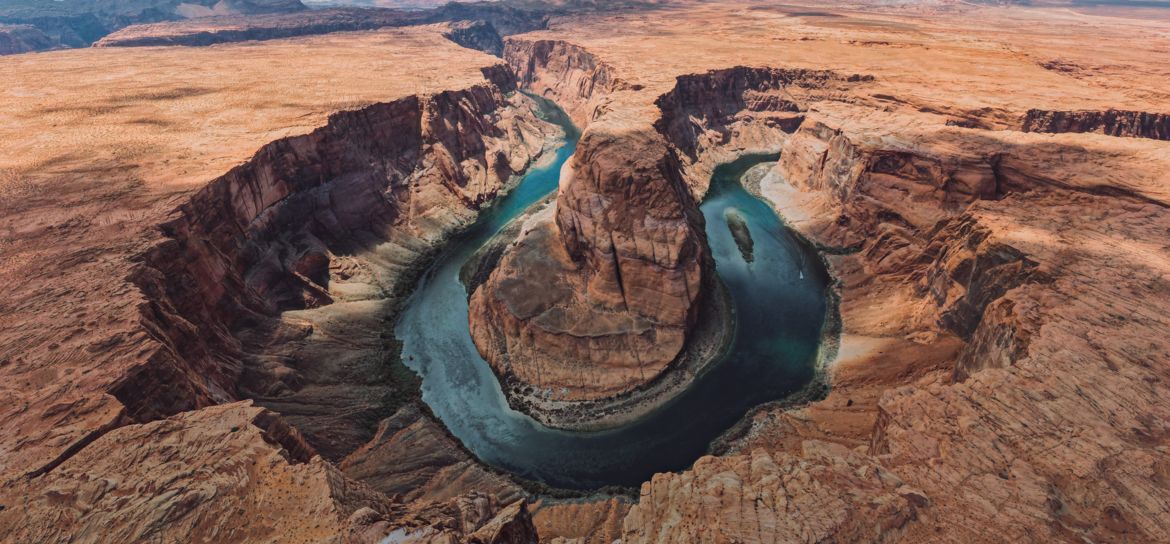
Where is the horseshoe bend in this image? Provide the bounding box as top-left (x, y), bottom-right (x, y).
top-left (2, 1), bottom-right (1170, 542)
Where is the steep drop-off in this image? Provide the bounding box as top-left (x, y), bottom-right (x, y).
top-left (490, 33), bottom-right (1170, 543)
top-left (0, 62), bottom-right (561, 543)
top-left (470, 45), bottom-right (868, 413)
top-left (124, 64), bottom-right (556, 456)
top-left (1021, 108), bottom-right (1170, 141)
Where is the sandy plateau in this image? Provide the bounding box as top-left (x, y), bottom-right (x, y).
top-left (2, 1), bottom-right (1170, 543)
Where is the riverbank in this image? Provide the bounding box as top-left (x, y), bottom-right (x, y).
top-left (721, 160), bottom-right (960, 456)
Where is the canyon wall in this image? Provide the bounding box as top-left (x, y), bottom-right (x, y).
top-left (1, 63), bottom-right (557, 543)
top-left (625, 107), bottom-right (1170, 542)
top-left (655, 67), bottom-right (872, 196)
top-left (1022, 108), bottom-right (1170, 141)
top-left (504, 38), bottom-right (627, 128)
top-left (121, 65), bottom-right (548, 429)
top-left (471, 43), bottom-right (873, 408)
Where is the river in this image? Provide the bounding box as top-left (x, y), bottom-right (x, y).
top-left (394, 96), bottom-right (830, 490)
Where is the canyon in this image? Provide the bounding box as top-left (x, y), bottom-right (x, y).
top-left (3, 1), bottom-right (1170, 543)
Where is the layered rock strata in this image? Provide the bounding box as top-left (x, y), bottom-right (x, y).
top-left (504, 38), bottom-right (628, 127)
top-left (1021, 108), bottom-right (1170, 141)
top-left (497, 24), bottom-right (1170, 541)
top-left (470, 45), bottom-right (869, 410)
top-left (122, 65), bottom-right (553, 455)
top-left (471, 122), bottom-right (709, 402)
top-left (1, 54), bottom-right (558, 542)
top-left (630, 109), bottom-right (1170, 543)
top-left (654, 66), bottom-right (872, 195)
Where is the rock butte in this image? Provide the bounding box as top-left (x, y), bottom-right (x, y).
top-left (2, 1), bottom-right (1170, 543)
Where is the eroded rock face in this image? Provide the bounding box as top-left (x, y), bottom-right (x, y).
top-left (124, 65), bottom-right (526, 416)
top-left (0, 401), bottom-right (399, 544)
top-left (470, 124), bottom-right (708, 401)
top-left (655, 67), bottom-right (871, 195)
top-left (125, 65), bottom-right (557, 460)
top-left (623, 441), bottom-right (926, 544)
top-left (504, 38), bottom-right (627, 127)
top-left (340, 403), bottom-right (522, 505)
top-left (1022, 108), bottom-right (1170, 141)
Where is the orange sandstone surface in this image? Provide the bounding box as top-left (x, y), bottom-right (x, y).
top-left (2, 2), bottom-right (1170, 543)
top-left (0, 27), bottom-right (556, 542)
top-left (480, 2), bottom-right (1170, 542)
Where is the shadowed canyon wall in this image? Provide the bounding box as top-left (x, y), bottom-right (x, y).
top-left (469, 43), bottom-right (872, 408)
top-left (1, 62), bottom-right (558, 542)
top-left (490, 36), bottom-right (1170, 543)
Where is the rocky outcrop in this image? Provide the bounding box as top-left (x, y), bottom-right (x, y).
top-left (466, 500), bottom-right (539, 544)
top-left (655, 67), bottom-right (873, 195)
top-left (623, 441), bottom-right (927, 543)
top-left (0, 401), bottom-right (401, 543)
top-left (341, 403), bottom-right (522, 504)
top-left (531, 498), bottom-right (629, 544)
top-left (472, 48), bottom-right (874, 409)
top-left (470, 124), bottom-right (708, 401)
top-left (1022, 108), bottom-right (1170, 141)
top-left (0, 400), bottom-right (542, 544)
top-left (504, 38), bottom-right (628, 127)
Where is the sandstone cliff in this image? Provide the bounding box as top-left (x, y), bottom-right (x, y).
top-left (125, 64), bottom-right (555, 459)
top-left (470, 123), bottom-right (708, 402)
top-left (654, 66), bottom-right (872, 196)
top-left (469, 50), bottom-right (870, 408)
top-left (1022, 108), bottom-right (1170, 141)
top-left (0, 56), bottom-right (556, 543)
top-left (504, 38), bottom-right (628, 127)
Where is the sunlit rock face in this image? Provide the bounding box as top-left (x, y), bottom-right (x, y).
top-left (470, 122), bottom-right (709, 401)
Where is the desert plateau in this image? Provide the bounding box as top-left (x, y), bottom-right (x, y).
top-left (1, 0), bottom-right (1170, 542)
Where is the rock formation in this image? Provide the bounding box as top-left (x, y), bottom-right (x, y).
top-left (470, 122), bottom-right (709, 402)
top-left (5, 2), bottom-right (1170, 543)
top-left (0, 30), bottom-right (555, 543)
top-left (1021, 108), bottom-right (1170, 141)
top-left (468, 52), bottom-right (869, 410)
